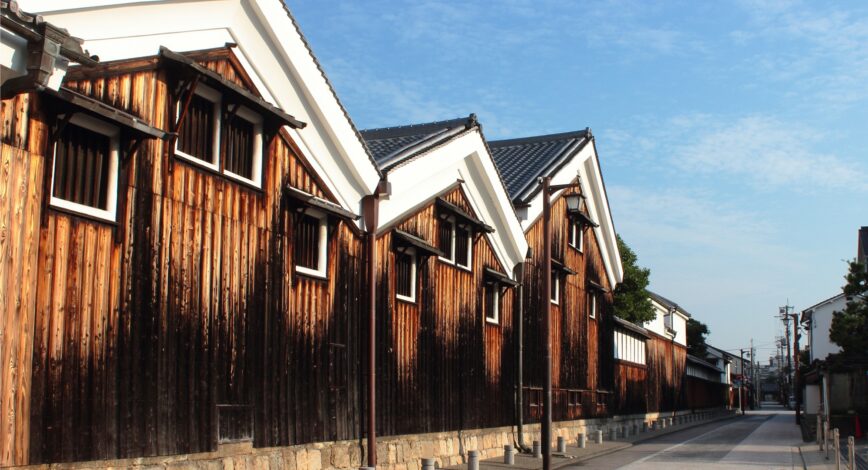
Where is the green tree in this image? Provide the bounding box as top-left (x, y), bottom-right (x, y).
top-left (829, 260), bottom-right (868, 357)
top-left (686, 318), bottom-right (710, 359)
top-left (613, 235), bottom-right (655, 324)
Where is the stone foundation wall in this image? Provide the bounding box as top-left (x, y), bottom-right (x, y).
top-left (17, 409), bottom-right (725, 470)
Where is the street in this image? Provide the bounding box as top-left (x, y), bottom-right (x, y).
top-left (572, 404), bottom-right (802, 469)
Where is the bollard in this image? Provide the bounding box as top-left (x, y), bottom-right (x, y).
top-left (359, 467), bottom-right (375, 470)
top-left (668, 417), bottom-right (674, 427)
top-left (608, 427), bottom-right (616, 441)
top-left (533, 440), bottom-right (542, 459)
top-left (833, 428), bottom-right (840, 470)
top-left (595, 429), bottom-right (603, 444)
top-left (422, 458), bottom-right (436, 470)
top-left (504, 445), bottom-right (514, 465)
top-left (578, 433), bottom-right (587, 448)
top-left (817, 415), bottom-right (822, 446)
top-left (467, 450), bottom-right (479, 470)
top-left (642, 422), bottom-right (649, 433)
top-left (847, 436), bottom-right (855, 470)
top-left (556, 436), bottom-right (566, 453)
top-left (824, 422), bottom-right (830, 459)
top-left (659, 418), bottom-right (666, 429)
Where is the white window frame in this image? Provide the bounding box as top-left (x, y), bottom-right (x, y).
top-left (174, 84), bottom-right (221, 171)
top-left (485, 283), bottom-right (500, 325)
top-left (569, 221), bottom-right (583, 252)
top-left (295, 209), bottom-right (328, 279)
top-left (589, 292), bottom-right (597, 319)
top-left (222, 104), bottom-right (263, 188)
top-left (395, 247), bottom-right (417, 303)
top-left (49, 113), bottom-right (120, 223)
top-left (438, 216), bottom-right (473, 271)
top-left (550, 273), bottom-right (559, 305)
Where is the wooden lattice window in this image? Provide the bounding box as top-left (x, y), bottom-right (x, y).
top-left (437, 217), bottom-right (453, 261)
top-left (395, 249), bottom-right (416, 302)
top-left (224, 116), bottom-right (254, 179)
top-left (177, 92), bottom-right (218, 165)
top-left (175, 84), bottom-right (264, 187)
top-left (50, 114), bottom-right (119, 222)
top-left (295, 211), bottom-right (327, 278)
top-left (454, 225), bottom-right (471, 269)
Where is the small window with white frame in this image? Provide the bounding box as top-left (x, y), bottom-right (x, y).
top-left (294, 210), bottom-right (328, 278)
top-left (485, 283), bottom-right (500, 324)
top-left (568, 220), bottom-right (583, 252)
top-left (550, 272), bottom-right (559, 305)
top-left (437, 215), bottom-right (473, 270)
top-left (50, 113), bottom-right (120, 222)
top-left (175, 84), bottom-right (264, 188)
top-left (588, 292), bottom-right (597, 319)
top-left (395, 247), bottom-right (417, 303)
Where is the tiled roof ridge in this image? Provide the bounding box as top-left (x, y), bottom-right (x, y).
top-left (360, 115), bottom-right (476, 139)
top-left (489, 128), bottom-right (591, 147)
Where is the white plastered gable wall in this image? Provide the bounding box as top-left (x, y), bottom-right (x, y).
top-left (646, 298), bottom-right (688, 347)
top-left (519, 142), bottom-right (623, 289)
top-left (23, 0), bottom-right (382, 222)
top-left (379, 129), bottom-right (529, 277)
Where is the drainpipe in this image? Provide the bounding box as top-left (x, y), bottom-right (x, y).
top-left (515, 260), bottom-right (529, 451)
top-left (362, 180), bottom-right (387, 467)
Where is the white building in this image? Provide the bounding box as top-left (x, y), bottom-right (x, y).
top-left (646, 291), bottom-right (689, 347)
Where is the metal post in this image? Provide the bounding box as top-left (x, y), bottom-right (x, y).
top-left (834, 428), bottom-right (840, 470)
top-left (362, 194), bottom-right (380, 468)
top-left (556, 436), bottom-right (566, 453)
top-left (533, 440), bottom-right (542, 458)
top-left (791, 312), bottom-right (801, 424)
top-left (847, 436), bottom-right (855, 470)
top-left (467, 450), bottom-right (479, 470)
top-left (541, 176), bottom-right (553, 470)
top-left (817, 415), bottom-right (822, 446)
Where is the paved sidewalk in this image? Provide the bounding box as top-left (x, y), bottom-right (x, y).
top-left (444, 411), bottom-right (739, 470)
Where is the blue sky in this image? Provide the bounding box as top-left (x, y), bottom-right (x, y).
top-left (288, 0), bottom-right (868, 358)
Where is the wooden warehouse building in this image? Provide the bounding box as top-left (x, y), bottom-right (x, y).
top-left (1, 0), bottom-right (730, 468)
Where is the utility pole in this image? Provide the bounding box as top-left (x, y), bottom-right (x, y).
top-left (790, 311), bottom-right (801, 425)
top-left (779, 304), bottom-right (794, 399)
top-left (751, 338), bottom-right (757, 409)
top-left (740, 348), bottom-right (748, 414)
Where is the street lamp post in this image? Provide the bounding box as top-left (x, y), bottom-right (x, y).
top-left (540, 176), bottom-right (582, 470)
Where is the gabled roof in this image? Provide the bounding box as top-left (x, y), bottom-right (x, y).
top-left (369, 117), bottom-right (529, 275)
top-left (488, 128), bottom-right (622, 287)
top-left (687, 354), bottom-right (723, 372)
top-left (649, 290), bottom-right (692, 318)
top-left (489, 129), bottom-right (591, 203)
top-left (361, 115), bottom-right (477, 171)
top-left (25, 0), bottom-right (383, 219)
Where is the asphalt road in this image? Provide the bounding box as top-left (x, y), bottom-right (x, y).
top-left (571, 405), bottom-right (802, 469)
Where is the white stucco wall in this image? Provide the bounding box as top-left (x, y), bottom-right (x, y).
top-left (807, 295), bottom-right (845, 362)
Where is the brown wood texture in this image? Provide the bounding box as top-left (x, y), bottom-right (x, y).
top-left (374, 186), bottom-right (517, 436)
top-left (686, 376), bottom-right (728, 410)
top-left (644, 334), bottom-right (688, 413)
top-left (1, 52), bottom-right (365, 465)
top-left (0, 92), bottom-right (43, 467)
top-left (521, 187), bottom-right (616, 421)
top-left (613, 361), bottom-right (648, 414)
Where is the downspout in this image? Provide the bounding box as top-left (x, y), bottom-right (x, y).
top-left (514, 260), bottom-right (529, 452)
top-left (362, 187), bottom-right (381, 467)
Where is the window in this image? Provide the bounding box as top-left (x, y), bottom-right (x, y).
top-left (395, 248), bottom-right (417, 302)
top-left (295, 211), bottom-right (328, 278)
top-left (437, 216), bottom-right (472, 270)
top-left (568, 220), bottom-right (583, 252)
top-left (588, 292), bottom-right (597, 319)
top-left (485, 283), bottom-right (500, 324)
top-left (550, 272), bottom-right (559, 305)
top-left (175, 85), bottom-right (264, 187)
top-left (50, 114), bottom-right (120, 222)
top-left (176, 86), bottom-right (220, 169)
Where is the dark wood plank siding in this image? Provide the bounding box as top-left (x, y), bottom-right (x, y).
top-left (645, 335), bottom-right (688, 413)
top-left (1, 52), bottom-right (366, 465)
top-left (375, 187), bottom-right (517, 437)
top-left (521, 187), bottom-right (616, 421)
top-left (686, 376), bottom-right (728, 410)
top-left (613, 361), bottom-right (648, 414)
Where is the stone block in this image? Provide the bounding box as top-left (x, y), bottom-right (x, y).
top-left (319, 448), bottom-right (331, 469)
top-left (349, 445), bottom-right (362, 467)
top-left (308, 450), bottom-right (322, 470)
top-left (296, 450), bottom-right (309, 470)
top-left (421, 441), bottom-right (436, 459)
top-left (331, 445), bottom-right (350, 468)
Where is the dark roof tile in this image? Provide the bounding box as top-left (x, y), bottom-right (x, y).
top-left (360, 116), bottom-right (475, 170)
top-left (489, 130), bottom-right (590, 202)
